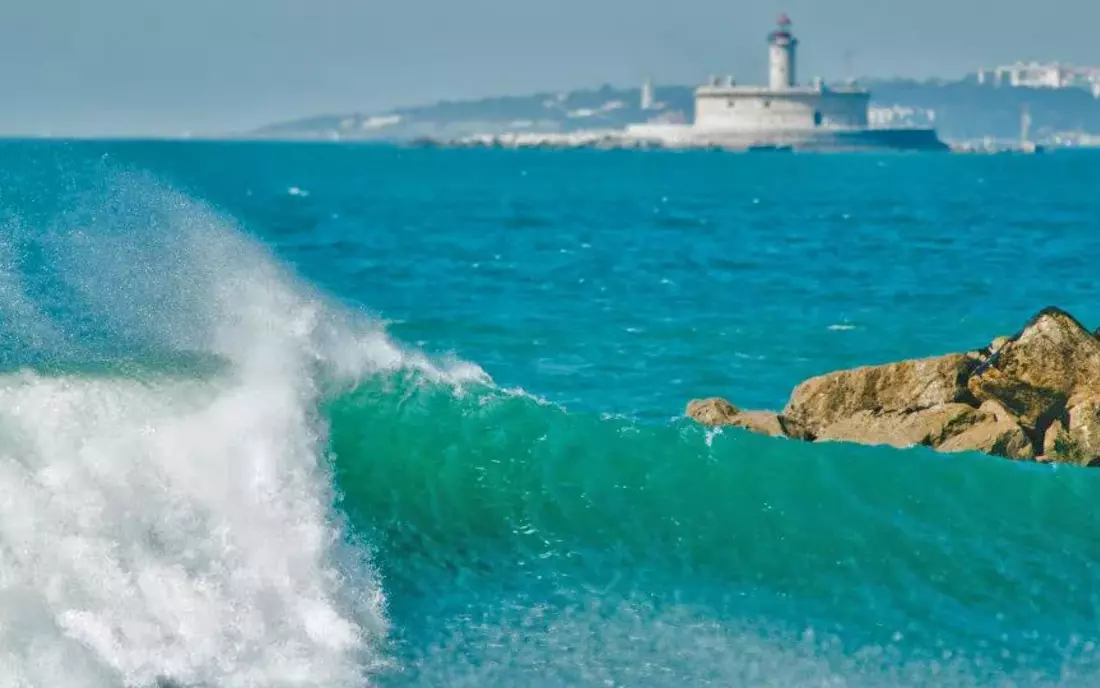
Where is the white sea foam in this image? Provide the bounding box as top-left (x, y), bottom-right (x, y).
top-left (0, 370), bottom-right (379, 687)
top-left (0, 171), bottom-right (474, 686)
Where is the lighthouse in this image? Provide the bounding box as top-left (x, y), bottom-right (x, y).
top-left (623, 15), bottom-right (946, 150)
top-left (768, 13), bottom-right (798, 89)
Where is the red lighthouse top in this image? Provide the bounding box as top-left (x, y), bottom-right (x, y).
top-left (770, 12), bottom-right (794, 42)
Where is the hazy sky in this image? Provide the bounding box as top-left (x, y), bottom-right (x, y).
top-left (1, 0), bottom-right (1096, 136)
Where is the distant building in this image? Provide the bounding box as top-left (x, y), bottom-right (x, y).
top-left (978, 61), bottom-right (1100, 98)
top-left (995, 62), bottom-right (1067, 88)
top-left (868, 105), bottom-right (937, 128)
top-left (693, 14), bottom-right (871, 131)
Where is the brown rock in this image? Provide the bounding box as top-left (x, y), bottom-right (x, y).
top-left (815, 403), bottom-right (982, 449)
top-left (989, 336), bottom-right (1011, 355)
top-left (1066, 396), bottom-right (1100, 463)
top-left (685, 308), bottom-right (1100, 467)
top-left (783, 353), bottom-right (978, 436)
top-left (812, 401), bottom-right (1033, 459)
top-left (966, 368), bottom-right (1065, 434)
top-left (937, 415), bottom-right (1035, 460)
top-left (1043, 419), bottom-right (1068, 457)
top-left (729, 410), bottom-right (788, 438)
top-left (978, 399), bottom-right (1014, 424)
top-left (968, 307), bottom-right (1100, 431)
top-left (685, 399), bottom-right (788, 438)
top-left (686, 398), bottom-right (739, 426)
top-left (777, 415), bottom-right (815, 441)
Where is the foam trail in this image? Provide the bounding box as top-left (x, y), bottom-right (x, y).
top-left (0, 169), bottom-right (442, 686)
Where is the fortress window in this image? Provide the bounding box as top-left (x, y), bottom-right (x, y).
top-left (727, 99), bottom-right (736, 108)
top-left (763, 100), bottom-right (772, 108)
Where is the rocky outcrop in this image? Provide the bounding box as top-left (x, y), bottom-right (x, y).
top-left (783, 353), bottom-right (979, 437)
top-left (969, 309), bottom-right (1100, 429)
top-left (686, 398), bottom-right (740, 426)
top-left (687, 307), bottom-right (1100, 467)
top-left (936, 408), bottom-right (1035, 461)
top-left (1067, 397), bottom-right (1100, 459)
top-left (686, 399), bottom-right (787, 437)
top-left (815, 403), bottom-right (968, 447)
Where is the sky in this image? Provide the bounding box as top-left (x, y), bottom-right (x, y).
top-left (0, 0), bottom-right (1097, 136)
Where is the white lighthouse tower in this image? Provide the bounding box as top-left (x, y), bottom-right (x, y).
top-left (768, 13), bottom-right (798, 89)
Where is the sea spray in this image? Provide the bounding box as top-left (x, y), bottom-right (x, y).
top-left (0, 167), bottom-right (420, 686)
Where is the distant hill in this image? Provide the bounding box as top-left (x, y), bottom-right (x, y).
top-left (869, 77), bottom-right (1100, 141)
top-left (252, 84), bottom-right (689, 141)
top-left (251, 78), bottom-right (1100, 144)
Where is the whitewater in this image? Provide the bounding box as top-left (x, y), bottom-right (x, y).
top-left (0, 165), bottom-right (444, 686)
top-left (3, 142), bottom-right (1100, 686)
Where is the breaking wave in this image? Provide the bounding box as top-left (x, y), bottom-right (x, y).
top-left (0, 166), bottom-right (486, 687)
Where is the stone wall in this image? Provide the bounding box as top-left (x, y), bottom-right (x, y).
top-left (695, 89), bottom-right (870, 131)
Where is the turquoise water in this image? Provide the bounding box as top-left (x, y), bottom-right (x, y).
top-left (1, 141), bottom-right (1100, 686)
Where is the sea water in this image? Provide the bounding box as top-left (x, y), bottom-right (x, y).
top-left (1, 141), bottom-right (1099, 686)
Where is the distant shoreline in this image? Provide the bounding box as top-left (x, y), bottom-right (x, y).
top-left (247, 78), bottom-right (1100, 150)
top-left (0, 134), bottom-right (1084, 155)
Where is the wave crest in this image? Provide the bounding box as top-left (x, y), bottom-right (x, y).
top-left (0, 162), bottom-right (439, 686)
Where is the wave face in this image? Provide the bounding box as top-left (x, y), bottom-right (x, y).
top-left (330, 376), bottom-right (1100, 687)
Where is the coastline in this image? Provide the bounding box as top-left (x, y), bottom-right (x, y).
top-left (411, 126), bottom-right (949, 153)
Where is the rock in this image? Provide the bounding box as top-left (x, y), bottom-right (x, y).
top-left (978, 399), bottom-right (1014, 424)
top-left (1065, 396), bottom-right (1100, 464)
top-left (989, 336), bottom-right (1011, 355)
top-left (813, 402), bottom-right (1034, 460)
top-left (784, 353), bottom-right (978, 436)
top-left (969, 307), bottom-right (1100, 431)
top-left (815, 403), bottom-right (983, 449)
top-left (975, 336), bottom-right (1011, 364)
top-left (966, 367), bottom-right (1065, 434)
top-left (730, 410), bottom-right (788, 438)
top-left (937, 414), bottom-right (1035, 460)
top-left (1043, 419), bottom-right (1068, 457)
top-left (685, 398), bottom-right (788, 438)
top-left (686, 398), bottom-right (739, 426)
top-left (777, 415), bottom-right (815, 441)
top-left (686, 307), bottom-right (1100, 467)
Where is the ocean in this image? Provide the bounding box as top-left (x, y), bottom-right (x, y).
top-left (1, 140), bottom-right (1099, 687)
